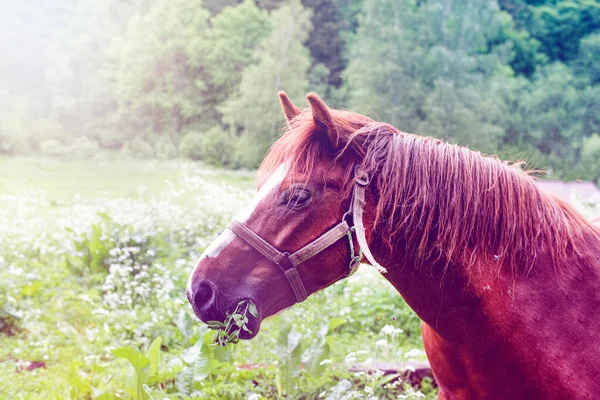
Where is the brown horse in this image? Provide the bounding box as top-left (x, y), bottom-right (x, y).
top-left (187, 92), bottom-right (600, 399)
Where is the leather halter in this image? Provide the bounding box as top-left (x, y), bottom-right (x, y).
top-left (227, 166), bottom-right (386, 304)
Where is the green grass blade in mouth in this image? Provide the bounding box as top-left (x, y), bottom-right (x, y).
top-left (208, 299), bottom-right (257, 346)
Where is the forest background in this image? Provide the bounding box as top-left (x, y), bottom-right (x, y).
top-left (2, 0), bottom-right (600, 181)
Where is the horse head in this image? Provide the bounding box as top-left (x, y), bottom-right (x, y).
top-left (186, 92), bottom-right (375, 338)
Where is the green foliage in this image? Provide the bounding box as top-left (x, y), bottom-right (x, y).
top-left (527, 0), bottom-right (600, 63)
top-left (200, 0), bottom-right (271, 104)
top-left (575, 33), bottom-right (600, 84)
top-left (302, 0), bottom-right (347, 88)
top-left (207, 299), bottom-right (258, 346)
top-left (176, 326), bottom-right (231, 395)
top-left (0, 93), bottom-right (32, 155)
top-left (111, 0), bottom-right (211, 141)
top-left (67, 212), bottom-right (116, 273)
top-left (346, 0), bottom-right (510, 152)
top-left (0, 158), bottom-right (445, 398)
top-left (276, 324), bottom-right (304, 395)
top-left (202, 127), bottom-right (234, 167)
top-left (179, 132), bottom-right (204, 161)
top-left (111, 337), bottom-right (162, 400)
top-left (180, 127), bottom-right (234, 166)
top-left (494, 63), bottom-right (600, 181)
top-left (581, 134), bottom-right (600, 184)
top-left (0, 91), bottom-right (69, 155)
top-left (121, 136), bottom-right (156, 160)
top-left (345, 0), bottom-right (422, 130)
top-left (152, 136), bottom-right (179, 160)
top-left (39, 137), bottom-right (100, 159)
top-left (220, 0), bottom-right (313, 168)
top-left (1, 0), bottom-right (599, 181)
top-left (231, 134), bottom-right (273, 169)
top-left (490, 10), bottom-right (547, 77)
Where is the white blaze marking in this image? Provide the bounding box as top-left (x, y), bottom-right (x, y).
top-left (199, 164), bottom-right (288, 260)
top-left (201, 230), bottom-right (236, 259)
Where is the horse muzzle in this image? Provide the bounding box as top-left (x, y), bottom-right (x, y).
top-left (186, 277), bottom-right (262, 340)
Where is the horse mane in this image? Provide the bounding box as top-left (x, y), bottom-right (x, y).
top-left (259, 109), bottom-right (600, 274)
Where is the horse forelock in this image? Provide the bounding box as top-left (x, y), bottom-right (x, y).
top-left (259, 110), bottom-right (600, 275)
top-left (257, 108), bottom-right (373, 186)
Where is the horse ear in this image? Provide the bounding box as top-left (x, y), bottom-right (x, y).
top-left (278, 91), bottom-right (301, 125)
top-left (306, 93), bottom-right (340, 148)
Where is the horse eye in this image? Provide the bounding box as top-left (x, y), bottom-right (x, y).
top-left (282, 188), bottom-right (312, 209)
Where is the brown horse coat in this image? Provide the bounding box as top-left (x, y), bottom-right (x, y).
top-left (189, 92), bottom-right (600, 399)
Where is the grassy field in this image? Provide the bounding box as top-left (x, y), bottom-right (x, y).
top-left (0, 157), bottom-right (432, 400)
top-left (0, 156), bottom-right (254, 199)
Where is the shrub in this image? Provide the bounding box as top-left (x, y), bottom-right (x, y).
top-left (231, 134), bottom-right (269, 169)
top-left (180, 126), bottom-right (234, 167)
top-left (179, 131), bottom-right (203, 161)
top-left (153, 135), bottom-right (179, 160)
top-left (121, 135), bottom-right (155, 159)
top-left (39, 137), bottom-right (99, 159)
top-left (201, 126), bottom-right (234, 166)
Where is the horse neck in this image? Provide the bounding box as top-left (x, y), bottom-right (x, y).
top-left (360, 175), bottom-right (594, 339)
top-left (367, 229), bottom-right (480, 336)
top-left (366, 201), bottom-right (600, 342)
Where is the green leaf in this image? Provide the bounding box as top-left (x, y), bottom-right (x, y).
top-left (286, 326), bottom-right (302, 354)
top-left (328, 317), bottom-right (346, 332)
top-left (88, 223), bottom-right (108, 271)
top-left (176, 366), bottom-right (193, 397)
top-left (375, 373), bottom-right (402, 388)
top-left (181, 341), bottom-right (212, 382)
top-left (20, 281), bottom-right (43, 297)
top-left (146, 337), bottom-right (162, 379)
top-left (206, 320), bottom-right (225, 329)
top-left (112, 346), bottom-right (151, 391)
top-left (181, 343), bottom-right (202, 365)
top-left (174, 310), bottom-right (195, 341)
top-left (192, 355), bottom-right (211, 382)
top-left (112, 347), bottom-right (150, 372)
top-left (97, 212), bottom-right (112, 222)
top-left (202, 329), bottom-right (218, 347)
top-left (247, 302), bottom-right (258, 318)
top-left (302, 340), bottom-right (330, 375)
top-left (67, 365), bottom-right (92, 398)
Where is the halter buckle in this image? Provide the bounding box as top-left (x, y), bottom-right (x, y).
top-left (354, 165), bottom-right (370, 186)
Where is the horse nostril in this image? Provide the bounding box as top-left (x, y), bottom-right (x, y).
top-left (193, 281), bottom-right (216, 310)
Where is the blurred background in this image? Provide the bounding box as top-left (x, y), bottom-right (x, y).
top-left (0, 0), bottom-right (599, 399)
top-left (1, 0), bottom-right (599, 177)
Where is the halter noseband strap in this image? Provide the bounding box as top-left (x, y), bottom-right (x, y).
top-left (228, 219), bottom-right (351, 302)
top-left (227, 167), bottom-right (386, 304)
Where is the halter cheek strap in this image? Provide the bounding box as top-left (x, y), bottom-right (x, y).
top-left (352, 168), bottom-right (387, 274)
top-left (227, 167), bottom-right (385, 303)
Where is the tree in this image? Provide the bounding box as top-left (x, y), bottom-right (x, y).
top-left (575, 33), bottom-right (600, 84)
top-left (414, 0), bottom-right (514, 151)
top-left (489, 11), bottom-right (547, 77)
top-left (344, 0), bottom-right (425, 130)
top-left (110, 0), bottom-right (211, 149)
top-left (345, 0), bottom-right (512, 151)
top-left (527, 0), bottom-right (600, 63)
top-left (302, 0), bottom-right (346, 88)
top-left (45, 0), bottom-right (129, 146)
top-left (581, 134), bottom-right (600, 184)
top-left (199, 0), bottom-right (271, 109)
top-left (220, 0), bottom-right (313, 167)
top-left (496, 63), bottom-right (600, 180)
